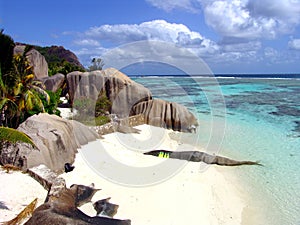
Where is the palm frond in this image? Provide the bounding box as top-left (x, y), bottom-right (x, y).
top-left (0, 68), bottom-right (5, 90)
top-left (24, 90), bottom-right (45, 112)
top-left (24, 74), bottom-right (34, 83)
top-left (0, 127), bottom-right (36, 147)
top-left (31, 85), bottom-right (50, 104)
top-left (0, 98), bottom-right (17, 111)
top-left (0, 98), bottom-right (7, 110)
top-left (13, 82), bottom-right (22, 96)
top-left (24, 90), bottom-right (34, 110)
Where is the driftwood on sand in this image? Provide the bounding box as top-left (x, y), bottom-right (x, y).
top-left (0, 198), bottom-right (38, 225)
top-left (144, 150), bottom-right (262, 166)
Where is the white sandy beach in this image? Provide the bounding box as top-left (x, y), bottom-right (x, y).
top-left (0, 124), bottom-right (247, 225)
top-left (0, 169), bottom-right (47, 223)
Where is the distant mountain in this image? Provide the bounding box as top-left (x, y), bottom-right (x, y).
top-left (33, 45), bottom-right (84, 69)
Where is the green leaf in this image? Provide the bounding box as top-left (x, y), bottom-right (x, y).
top-left (0, 126), bottom-right (36, 147)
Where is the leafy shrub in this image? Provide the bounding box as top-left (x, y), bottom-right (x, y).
top-left (95, 92), bottom-right (111, 116)
top-left (72, 93), bottom-right (111, 126)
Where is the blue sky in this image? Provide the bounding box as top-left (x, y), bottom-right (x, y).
top-left (1, 0), bottom-right (300, 74)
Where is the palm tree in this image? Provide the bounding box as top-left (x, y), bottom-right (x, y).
top-left (12, 53), bottom-right (50, 121)
top-left (0, 53), bottom-right (50, 127)
top-left (0, 68), bottom-right (18, 126)
top-left (1, 31), bottom-right (51, 128)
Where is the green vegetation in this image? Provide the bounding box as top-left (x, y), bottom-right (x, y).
top-left (0, 126), bottom-right (36, 147)
top-left (33, 45), bottom-right (86, 76)
top-left (73, 92), bottom-right (111, 126)
top-left (0, 31), bottom-right (110, 130)
top-left (48, 60), bottom-right (85, 76)
top-left (44, 89), bottom-right (62, 116)
top-left (95, 92), bottom-right (111, 116)
top-left (0, 52), bottom-right (50, 128)
top-left (0, 31), bottom-right (61, 128)
top-left (0, 126), bottom-right (36, 165)
top-left (0, 29), bottom-right (15, 76)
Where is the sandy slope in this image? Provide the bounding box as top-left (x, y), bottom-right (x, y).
top-left (0, 169), bottom-right (47, 223)
top-left (60, 125), bottom-right (246, 225)
top-left (0, 124), bottom-right (246, 225)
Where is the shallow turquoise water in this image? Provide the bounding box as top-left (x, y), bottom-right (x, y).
top-left (133, 77), bottom-right (300, 225)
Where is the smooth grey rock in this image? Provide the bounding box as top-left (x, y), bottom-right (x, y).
top-left (66, 68), bottom-right (152, 118)
top-left (26, 49), bottom-right (49, 79)
top-left (131, 99), bottom-right (198, 132)
top-left (42, 73), bottom-right (65, 92)
top-left (0, 113), bottom-right (99, 172)
top-left (13, 46), bottom-right (49, 79)
top-left (66, 68), bottom-right (198, 132)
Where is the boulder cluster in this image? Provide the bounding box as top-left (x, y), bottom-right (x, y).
top-left (52, 68), bottom-right (198, 133)
top-left (0, 46), bottom-right (199, 173)
top-left (14, 45), bottom-right (199, 133)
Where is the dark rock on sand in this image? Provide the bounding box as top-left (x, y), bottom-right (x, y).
top-left (64, 163), bottom-right (75, 173)
top-left (93, 197), bottom-right (119, 218)
top-left (25, 183), bottom-right (131, 225)
top-left (144, 150), bottom-right (261, 166)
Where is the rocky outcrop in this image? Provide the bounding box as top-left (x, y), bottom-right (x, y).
top-left (14, 45), bottom-right (26, 55)
top-left (26, 49), bottom-right (49, 79)
top-left (67, 68), bottom-right (152, 117)
top-left (66, 68), bottom-right (199, 132)
top-left (130, 99), bottom-right (198, 132)
top-left (46, 45), bottom-right (84, 68)
top-left (42, 73), bottom-right (65, 92)
top-left (25, 182), bottom-right (131, 225)
top-left (27, 164), bottom-right (63, 191)
top-left (0, 113), bottom-right (99, 172)
top-left (14, 45), bottom-right (49, 79)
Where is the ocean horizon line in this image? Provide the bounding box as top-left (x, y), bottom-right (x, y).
top-left (128, 73), bottom-right (300, 79)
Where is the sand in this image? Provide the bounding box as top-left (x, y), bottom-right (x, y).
top-left (0, 169), bottom-right (47, 223)
top-left (0, 124), bottom-right (247, 225)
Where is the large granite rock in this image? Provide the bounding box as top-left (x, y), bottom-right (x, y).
top-left (0, 113), bottom-right (99, 172)
top-left (67, 68), bottom-right (152, 117)
top-left (66, 68), bottom-right (198, 132)
top-left (14, 45), bottom-right (49, 79)
top-left (130, 99), bottom-right (198, 132)
top-left (42, 73), bottom-right (65, 92)
top-left (26, 49), bottom-right (49, 79)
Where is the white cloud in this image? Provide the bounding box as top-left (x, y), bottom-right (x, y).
top-left (71, 19), bottom-right (271, 69)
top-left (221, 41), bottom-right (261, 53)
top-left (246, 0), bottom-right (300, 24)
top-left (147, 0), bottom-right (300, 41)
top-left (288, 38), bottom-right (300, 50)
top-left (70, 18), bottom-right (300, 72)
top-left (74, 39), bottom-right (100, 46)
top-left (264, 47), bottom-right (281, 64)
top-left (74, 20), bottom-right (219, 58)
top-left (100, 40), bottom-right (214, 75)
top-left (84, 20), bottom-right (204, 44)
top-left (204, 0), bottom-right (277, 39)
top-left (145, 0), bottom-right (200, 12)
top-left (264, 47), bottom-right (279, 58)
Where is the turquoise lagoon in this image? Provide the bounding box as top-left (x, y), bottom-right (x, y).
top-left (133, 76), bottom-right (300, 225)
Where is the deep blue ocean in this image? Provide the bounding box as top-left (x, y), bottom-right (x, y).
top-left (132, 75), bottom-right (300, 225)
